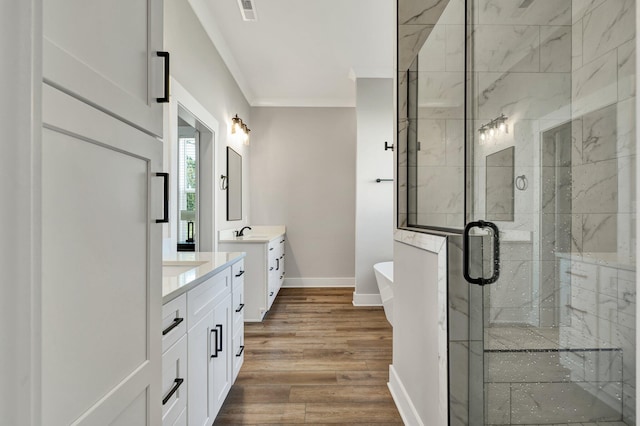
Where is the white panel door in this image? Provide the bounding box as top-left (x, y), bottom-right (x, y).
top-left (212, 293), bottom-right (232, 416)
top-left (187, 311), bottom-right (214, 426)
top-left (41, 85), bottom-right (162, 425)
top-left (43, 0), bottom-right (164, 137)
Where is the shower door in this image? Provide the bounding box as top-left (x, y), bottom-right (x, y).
top-left (465, 1), bottom-right (637, 425)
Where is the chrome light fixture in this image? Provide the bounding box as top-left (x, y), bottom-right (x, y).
top-left (478, 114), bottom-right (508, 144)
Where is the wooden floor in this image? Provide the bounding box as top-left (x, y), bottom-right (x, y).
top-left (214, 287), bottom-right (403, 425)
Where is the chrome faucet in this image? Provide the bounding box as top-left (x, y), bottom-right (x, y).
top-left (236, 226), bottom-right (252, 237)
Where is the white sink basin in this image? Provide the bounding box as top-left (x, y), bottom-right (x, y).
top-left (239, 235), bottom-right (268, 240)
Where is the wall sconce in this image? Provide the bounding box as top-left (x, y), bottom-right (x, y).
top-left (478, 114), bottom-right (508, 144)
top-left (231, 113), bottom-right (250, 145)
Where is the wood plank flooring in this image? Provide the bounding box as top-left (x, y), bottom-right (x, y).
top-left (214, 288), bottom-right (402, 425)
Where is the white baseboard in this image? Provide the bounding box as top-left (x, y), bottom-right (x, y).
top-left (352, 291), bottom-right (382, 306)
top-left (388, 365), bottom-right (425, 426)
top-left (282, 277), bottom-right (355, 288)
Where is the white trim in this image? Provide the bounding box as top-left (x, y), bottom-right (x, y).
top-left (281, 277), bottom-right (355, 288)
top-left (352, 292), bottom-right (383, 306)
top-left (388, 365), bottom-right (425, 426)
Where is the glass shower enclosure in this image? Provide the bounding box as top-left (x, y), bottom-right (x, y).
top-left (397, 0), bottom-right (636, 424)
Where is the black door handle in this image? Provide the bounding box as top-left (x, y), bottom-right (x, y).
top-left (210, 328), bottom-right (218, 358)
top-left (155, 172), bottom-right (169, 223)
top-left (156, 51), bottom-right (170, 103)
top-left (463, 220), bottom-right (500, 286)
top-left (215, 324), bottom-right (223, 352)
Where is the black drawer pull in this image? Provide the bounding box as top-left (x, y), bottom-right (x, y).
top-left (235, 303), bottom-right (245, 313)
top-left (269, 247), bottom-right (274, 251)
top-left (215, 324), bottom-right (223, 352)
top-left (269, 267), bottom-right (274, 271)
top-left (276, 258), bottom-right (280, 271)
top-left (269, 291), bottom-right (274, 297)
top-left (235, 270), bottom-right (245, 277)
top-left (211, 328), bottom-right (218, 358)
top-left (162, 378), bottom-right (184, 405)
top-left (162, 317), bottom-right (183, 336)
top-left (236, 345), bottom-right (245, 357)
top-left (280, 239), bottom-right (285, 243)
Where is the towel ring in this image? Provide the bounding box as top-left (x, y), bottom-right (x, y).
top-left (515, 175), bottom-right (528, 191)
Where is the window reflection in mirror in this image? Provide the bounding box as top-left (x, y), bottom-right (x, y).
top-left (177, 116), bottom-right (199, 250)
top-left (226, 147), bottom-right (242, 221)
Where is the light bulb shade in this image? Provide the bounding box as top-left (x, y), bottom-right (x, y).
top-left (489, 127), bottom-right (495, 136)
top-left (231, 114), bottom-right (242, 134)
top-left (499, 122), bottom-right (506, 132)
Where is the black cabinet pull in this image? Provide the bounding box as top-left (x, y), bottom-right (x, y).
top-left (155, 172), bottom-right (169, 223)
top-left (156, 51), bottom-right (170, 103)
top-left (236, 345), bottom-right (245, 357)
top-left (210, 328), bottom-right (218, 358)
top-left (162, 317), bottom-right (183, 336)
top-left (235, 303), bottom-right (245, 313)
top-left (215, 324), bottom-right (223, 352)
top-left (235, 270), bottom-right (245, 277)
top-left (269, 267), bottom-right (274, 271)
top-left (162, 378), bottom-right (184, 405)
top-left (463, 220), bottom-right (500, 286)
top-left (269, 291), bottom-right (274, 297)
top-left (280, 239), bottom-right (285, 243)
top-left (276, 258), bottom-right (280, 271)
top-left (269, 247), bottom-right (274, 251)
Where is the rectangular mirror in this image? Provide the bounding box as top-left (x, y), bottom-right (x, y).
top-left (485, 146), bottom-right (515, 222)
top-left (226, 147), bottom-right (242, 221)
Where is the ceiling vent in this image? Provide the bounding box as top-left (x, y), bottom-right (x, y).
top-left (237, 0), bottom-right (258, 21)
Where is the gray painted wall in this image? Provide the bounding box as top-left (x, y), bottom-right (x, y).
top-left (249, 107), bottom-right (357, 283)
top-left (355, 78), bottom-right (394, 300)
top-left (164, 0), bottom-right (251, 233)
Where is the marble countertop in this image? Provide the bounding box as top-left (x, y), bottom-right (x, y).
top-left (556, 252), bottom-right (636, 271)
top-left (162, 251), bottom-right (246, 303)
top-left (218, 225), bottom-right (286, 244)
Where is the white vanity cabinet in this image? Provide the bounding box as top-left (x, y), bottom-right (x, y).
top-left (43, 0), bottom-right (165, 137)
top-left (231, 260), bottom-right (246, 380)
top-left (162, 255), bottom-right (245, 426)
top-left (219, 232), bottom-right (286, 322)
top-left (186, 267), bottom-right (232, 426)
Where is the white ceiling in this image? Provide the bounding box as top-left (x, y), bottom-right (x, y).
top-left (188, 0), bottom-right (395, 107)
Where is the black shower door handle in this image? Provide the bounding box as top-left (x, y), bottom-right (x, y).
top-left (463, 220), bottom-right (500, 286)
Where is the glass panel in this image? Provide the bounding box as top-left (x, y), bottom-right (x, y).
top-left (469, 1), bottom-right (636, 425)
top-left (398, 0), bottom-right (466, 231)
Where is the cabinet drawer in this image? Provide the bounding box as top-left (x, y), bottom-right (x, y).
top-left (232, 327), bottom-right (244, 382)
top-left (231, 259), bottom-right (245, 288)
top-left (162, 294), bottom-right (187, 353)
top-left (187, 268), bottom-right (231, 330)
top-left (162, 335), bottom-right (187, 424)
top-left (233, 283), bottom-right (245, 329)
top-left (164, 407), bottom-right (186, 426)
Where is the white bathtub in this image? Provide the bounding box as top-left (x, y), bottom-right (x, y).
top-left (373, 261), bottom-right (394, 326)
